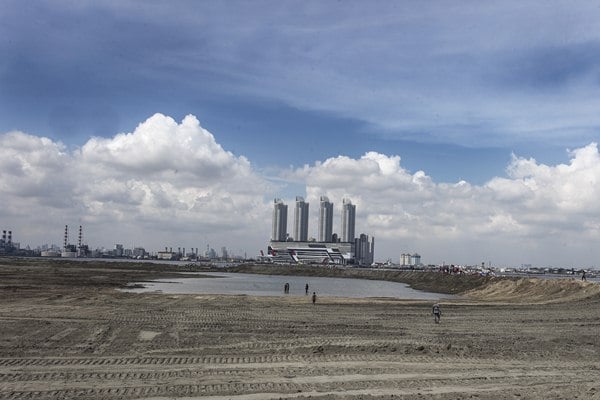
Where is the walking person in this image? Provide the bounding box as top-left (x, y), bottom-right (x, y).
top-left (312, 292), bottom-right (317, 305)
top-left (432, 303), bottom-right (441, 324)
top-left (305, 283), bottom-right (309, 295)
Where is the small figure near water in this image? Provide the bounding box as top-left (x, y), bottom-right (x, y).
top-left (284, 282), bottom-right (290, 294)
top-left (582, 271), bottom-right (587, 281)
top-left (432, 303), bottom-right (441, 324)
top-left (305, 283), bottom-right (309, 295)
top-left (312, 292), bottom-right (317, 305)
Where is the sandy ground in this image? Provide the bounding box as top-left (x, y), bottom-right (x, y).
top-left (0, 260), bottom-right (599, 399)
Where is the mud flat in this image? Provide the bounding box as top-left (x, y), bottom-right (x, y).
top-left (0, 258), bottom-right (599, 399)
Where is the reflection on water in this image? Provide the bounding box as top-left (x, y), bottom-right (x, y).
top-left (124, 272), bottom-right (447, 300)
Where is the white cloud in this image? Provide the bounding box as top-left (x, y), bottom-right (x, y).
top-left (3, 115), bottom-right (600, 267)
top-left (75, 114), bottom-right (271, 229)
top-left (0, 114), bottom-right (273, 254)
top-left (78, 114), bottom-right (253, 182)
top-left (294, 143), bottom-right (600, 266)
top-left (0, 131), bottom-right (74, 209)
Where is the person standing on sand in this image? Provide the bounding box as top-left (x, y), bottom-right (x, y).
top-left (432, 303), bottom-right (441, 324)
top-left (312, 292), bottom-right (316, 305)
top-left (305, 283), bottom-right (309, 295)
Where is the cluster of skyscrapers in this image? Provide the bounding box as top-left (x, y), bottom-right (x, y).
top-left (268, 196), bottom-right (373, 266)
top-left (272, 196), bottom-right (356, 243)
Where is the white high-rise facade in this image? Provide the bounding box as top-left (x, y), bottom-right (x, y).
top-left (318, 196), bottom-right (333, 242)
top-left (294, 197), bottom-right (309, 242)
top-left (341, 198), bottom-right (356, 243)
top-left (272, 199), bottom-right (288, 242)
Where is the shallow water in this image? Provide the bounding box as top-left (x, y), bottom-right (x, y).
top-left (124, 272), bottom-right (448, 300)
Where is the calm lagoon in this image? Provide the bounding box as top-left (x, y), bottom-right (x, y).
top-left (124, 272), bottom-right (447, 300)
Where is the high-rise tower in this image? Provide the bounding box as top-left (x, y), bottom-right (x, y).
top-left (272, 199), bottom-right (288, 242)
top-left (318, 196), bottom-right (333, 242)
top-left (341, 198), bottom-right (356, 243)
top-left (354, 233), bottom-right (374, 266)
top-left (294, 196), bottom-right (309, 242)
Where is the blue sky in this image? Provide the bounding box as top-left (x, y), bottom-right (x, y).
top-left (2, 1), bottom-right (600, 266)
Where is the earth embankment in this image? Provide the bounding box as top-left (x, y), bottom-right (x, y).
top-left (228, 264), bottom-right (491, 294)
top-left (464, 276), bottom-right (600, 303)
top-left (227, 265), bottom-right (600, 303)
top-left (226, 264), bottom-right (494, 294)
top-left (3, 258), bottom-right (598, 304)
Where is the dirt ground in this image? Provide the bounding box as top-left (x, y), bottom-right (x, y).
top-left (0, 259), bottom-right (599, 399)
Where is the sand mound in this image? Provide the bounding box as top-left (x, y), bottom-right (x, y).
top-left (465, 277), bottom-right (600, 303)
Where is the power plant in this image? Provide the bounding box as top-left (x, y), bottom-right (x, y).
top-left (61, 225), bottom-right (78, 258)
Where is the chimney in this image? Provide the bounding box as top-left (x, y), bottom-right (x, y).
top-left (64, 225), bottom-right (68, 250)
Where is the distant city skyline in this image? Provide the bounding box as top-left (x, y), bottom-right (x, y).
top-left (3, 2), bottom-right (600, 267)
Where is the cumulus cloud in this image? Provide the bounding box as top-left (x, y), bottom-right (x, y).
top-left (74, 114), bottom-right (271, 231)
top-left (79, 114), bottom-right (245, 179)
top-left (0, 131), bottom-right (74, 210)
top-left (291, 144), bottom-right (600, 266)
top-left (0, 114), bottom-right (273, 253)
top-left (3, 115), bottom-right (600, 266)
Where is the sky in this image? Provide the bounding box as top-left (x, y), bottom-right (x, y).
top-left (2, 1), bottom-right (600, 267)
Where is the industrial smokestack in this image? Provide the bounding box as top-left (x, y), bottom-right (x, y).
top-left (1, 230), bottom-right (5, 246)
top-left (78, 225), bottom-right (82, 248)
top-left (7, 231), bottom-right (12, 246)
top-left (64, 225), bottom-right (68, 250)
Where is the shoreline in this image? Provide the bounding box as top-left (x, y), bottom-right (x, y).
top-left (122, 271), bottom-right (454, 300)
top-left (2, 256), bottom-right (598, 303)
